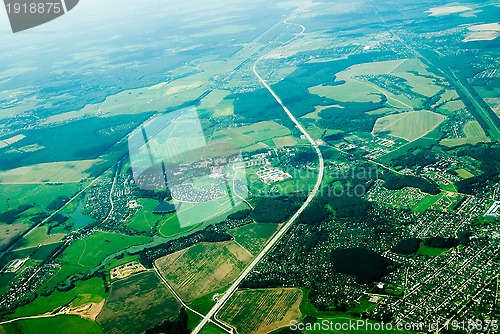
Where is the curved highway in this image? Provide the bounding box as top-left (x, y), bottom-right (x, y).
top-left (192, 18), bottom-right (324, 334)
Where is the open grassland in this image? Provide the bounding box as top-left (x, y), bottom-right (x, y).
top-left (210, 121), bottom-right (291, 150)
top-left (60, 232), bottom-right (151, 269)
top-left (464, 25), bottom-right (500, 42)
top-left (440, 121), bottom-right (491, 147)
top-left (309, 59), bottom-right (443, 110)
top-left (0, 315), bottom-right (103, 334)
top-left (426, 6), bottom-right (472, 16)
top-left (310, 81), bottom-right (382, 103)
top-left (0, 183), bottom-right (79, 212)
top-left (0, 160), bottom-right (98, 184)
top-left (417, 243), bottom-right (448, 256)
top-left (228, 223), bottom-right (279, 256)
top-left (13, 226), bottom-right (65, 250)
top-left (437, 100), bottom-right (467, 115)
top-left (97, 271), bottom-right (180, 334)
top-left (373, 110), bottom-right (445, 142)
top-left (455, 168), bottom-right (475, 179)
top-left (43, 73), bottom-right (209, 125)
top-left (218, 288), bottom-right (303, 334)
top-left (413, 193), bottom-right (445, 213)
top-left (127, 198), bottom-right (161, 232)
top-left (6, 277), bottom-right (106, 320)
top-left (156, 241), bottom-right (253, 302)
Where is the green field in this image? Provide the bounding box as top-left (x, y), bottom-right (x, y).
top-left (310, 58), bottom-right (444, 110)
top-left (127, 198), bottom-right (162, 232)
top-left (373, 110), bottom-right (445, 142)
top-left (210, 121), bottom-right (292, 150)
top-left (0, 183), bottom-right (79, 212)
top-left (0, 315), bottom-right (103, 334)
top-left (417, 243), bottom-right (449, 256)
top-left (13, 226), bottom-right (66, 250)
top-left (413, 193), bottom-right (445, 213)
top-left (7, 277), bottom-right (106, 320)
top-left (228, 223), bottom-right (279, 256)
top-left (219, 288), bottom-right (303, 334)
top-left (58, 232), bottom-right (150, 273)
top-left (188, 286), bottom-right (229, 315)
top-left (440, 121), bottom-right (491, 147)
top-left (455, 168), bottom-right (475, 179)
top-left (97, 271), bottom-right (180, 334)
top-left (310, 81), bottom-right (382, 103)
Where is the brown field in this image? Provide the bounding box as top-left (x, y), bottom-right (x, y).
top-left (110, 261), bottom-right (146, 281)
top-left (155, 241), bottom-right (253, 302)
top-left (218, 288), bottom-right (303, 334)
top-left (0, 223), bottom-right (30, 250)
top-left (63, 300), bottom-right (105, 321)
top-left (0, 160), bottom-right (98, 184)
top-left (97, 271), bottom-right (180, 334)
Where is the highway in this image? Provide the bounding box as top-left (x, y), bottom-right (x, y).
top-left (192, 18), bottom-right (324, 334)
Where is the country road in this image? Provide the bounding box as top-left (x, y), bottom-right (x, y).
top-left (192, 18), bottom-right (325, 334)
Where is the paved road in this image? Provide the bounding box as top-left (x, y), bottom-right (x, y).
top-left (152, 265), bottom-right (233, 333)
top-left (192, 18), bottom-right (324, 334)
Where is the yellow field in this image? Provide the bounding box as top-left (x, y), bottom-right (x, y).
top-left (218, 288), bottom-right (303, 334)
top-left (455, 169), bottom-right (475, 179)
top-left (0, 160), bottom-right (98, 184)
top-left (210, 121), bottom-right (292, 149)
top-left (426, 6), bottom-right (472, 16)
top-left (0, 222), bottom-right (30, 249)
top-left (309, 58), bottom-right (444, 109)
top-left (155, 241), bottom-right (253, 302)
top-left (440, 121), bottom-right (491, 147)
top-left (373, 110), bottom-right (445, 141)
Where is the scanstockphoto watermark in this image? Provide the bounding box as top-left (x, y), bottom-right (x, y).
top-left (290, 319), bottom-right (394, 332)
top-left (3, 0), bottom-right (79, 33)
top-left (290, 319), bottom-right (500, 332)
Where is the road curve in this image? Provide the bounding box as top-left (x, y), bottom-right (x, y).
top-left (192, 19), bottom-right (324, 334)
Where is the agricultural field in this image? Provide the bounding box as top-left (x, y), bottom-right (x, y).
top-left (6, 277), bottom-right (106, 320)
top-left (0, 315), bottom-right (103, 334)
top-left (309, 81), bottom-right (382, 103)
top-left (13, 226), bottom-right (66, 250)
top-left (0, 160), bottom-right (98, 184)
top-left (309, 58), bottom-right (444, 110)
top-left (0, 183), bottom-right (79, 212)
top-left (97, 271), bottom-right (180, 334)
top-left (218, 288), bottom-right (303, 334)
top-left (209, 121), bottom-right (292, 150)
top-left (373, 110), bottom-right (445, 142)
top-left (440, 121), bottom-right (491, 147)
top-left (59, 232), bottom-right (151, 269)
top-left (159, 200), bottom-right (248, 237)
top-left (228, 223), bottom-right (279, 256)
top-left (0, 222), bottom-right (30, 250)
top-left (155, 241), bottom-right (253, 302)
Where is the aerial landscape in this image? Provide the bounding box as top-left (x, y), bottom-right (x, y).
top-left (0, 0), bottom-right (499, 333)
